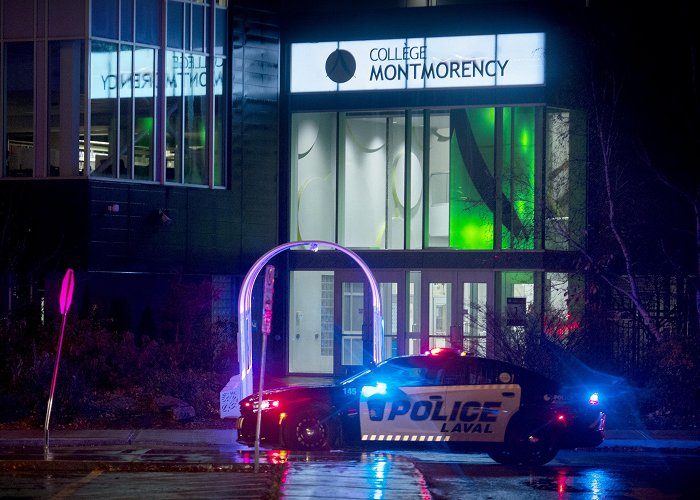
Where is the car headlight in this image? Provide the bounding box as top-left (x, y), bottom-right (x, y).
top-left (361, 382), bottom-right (387, 398)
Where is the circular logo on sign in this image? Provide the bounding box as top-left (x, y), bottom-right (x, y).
top-left (325, 49), bottom-right (356, 84)
top-left (498, 372), bottom-right (512, 383)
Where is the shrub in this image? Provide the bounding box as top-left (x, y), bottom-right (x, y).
top-left (0, 309), bottom-right (237, 427)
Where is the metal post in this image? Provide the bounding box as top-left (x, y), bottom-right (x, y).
top-left (254, 265), bottom-right (275, 473)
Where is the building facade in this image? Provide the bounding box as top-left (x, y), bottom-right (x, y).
top-left (2, 0), bottom-right (589, 379)
top-left (1, 0), bottom-right (279, 337)
top-left (279, 3), bottom-right (587, 377)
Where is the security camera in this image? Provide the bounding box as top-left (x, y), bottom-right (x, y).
top-left (158, 209), bottom-right (173, 226)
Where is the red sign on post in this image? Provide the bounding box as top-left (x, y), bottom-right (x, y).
top-left (59, 268), bottom-right (75, 315)
top-left (261, 265), bottom-right (275, 335)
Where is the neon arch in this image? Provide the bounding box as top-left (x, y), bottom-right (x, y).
top-left (238, 240), bottom-right (384, 398)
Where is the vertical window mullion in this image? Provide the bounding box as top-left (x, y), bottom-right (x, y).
top-left (130, 46), bottom-right (136, 180)
top-left (1, 44), bottom-right (5, 176)
top-left (115, 42), bottom-right (121, 179)
top-left (494, 107), bottom-right (503, 250)
top-left (404, 109), bottom-right (412, 250)
top-left (422, 110), bottom-right (430, 249)
top-left (207, 3), bottom-right (215, 188)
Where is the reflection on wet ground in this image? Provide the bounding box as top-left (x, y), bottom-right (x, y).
top-left (280, 453), bottom-right (431, 499)
top-left (2, 446), bottom-right (699, 498)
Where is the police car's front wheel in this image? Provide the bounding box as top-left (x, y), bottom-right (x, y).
top-left (488, 418), bottom-right (558, 466)
top-left (283, 404), bottom-right (337, 451)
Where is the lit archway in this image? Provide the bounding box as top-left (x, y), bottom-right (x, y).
top-left (238, 241), bottom-right (384, 398)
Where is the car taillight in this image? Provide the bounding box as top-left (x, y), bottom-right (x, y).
top-left (557, 414), bottom-right (566, 422)
top-left (244, 398), bottom-right (281, 412)
top-left (588, 392), bottom-right (599, 405)
top-left (259, 399), bottom-right (281, 411)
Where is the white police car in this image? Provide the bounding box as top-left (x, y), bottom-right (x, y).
top-left (237, 348), bottom-right (605, 465)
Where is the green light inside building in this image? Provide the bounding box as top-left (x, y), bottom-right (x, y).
top-left (449, 106), bottom-right (535, 250)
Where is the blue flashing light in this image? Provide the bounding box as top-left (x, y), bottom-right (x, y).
top-left (361, 382), bottom-right (387, 398)
top-left (588, 392), bottom-right (599, 405)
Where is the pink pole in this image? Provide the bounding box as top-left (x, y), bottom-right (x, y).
top-left (44, 269), bottom-right (75, 452)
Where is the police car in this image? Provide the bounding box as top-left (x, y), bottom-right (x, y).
top-left (236, 348), bottom-right (605, 465)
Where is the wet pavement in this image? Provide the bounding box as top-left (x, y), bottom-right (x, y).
top-left (1, 428), bottom-right (699, 499)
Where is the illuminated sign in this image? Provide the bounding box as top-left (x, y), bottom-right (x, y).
top-left (90, 51), bottom-right (224, 99)
top-left (291, 33), bottom-right (545, 93)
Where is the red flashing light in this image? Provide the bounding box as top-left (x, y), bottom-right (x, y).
top-left (557, 414), bottom-right (566, 422)
top-left (427, 347), bottom-right (465, 356)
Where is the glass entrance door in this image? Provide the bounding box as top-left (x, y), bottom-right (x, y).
top-left (421, 271), bottom-right (494, 356)
top-left (333, 271), bottom-right (404, 377)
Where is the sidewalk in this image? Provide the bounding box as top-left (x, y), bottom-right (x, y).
top-left (2, 427), bottom-right (699, 451)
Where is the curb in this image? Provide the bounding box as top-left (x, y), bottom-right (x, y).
top-left (1, 459), bottom-right (286, 474)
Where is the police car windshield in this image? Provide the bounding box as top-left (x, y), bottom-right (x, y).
top-left (340, 368), bottom-right (372, 385)
top-left (339, 356), bottom-right (444, 387)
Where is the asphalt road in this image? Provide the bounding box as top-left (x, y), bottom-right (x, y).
top-left (2, 447), bottom-right (699, 499)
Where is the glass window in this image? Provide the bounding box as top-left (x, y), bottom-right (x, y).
top-left (381, 282), bottom-right (398, 359)
top-left (184, 5), bottom-right (191, 50)
top-left (213, 56), bottom-right (226, 187)
top-left (290, 107), bottom-right (551, 250)
top-left (90, 41), bottom-right (119, 177)
top-left (4, 43), bottom-right (34, 177)
top-left (500, 271), bottom-right (535, 354)
top-left (462, 281), bottom-right (487, 356)
top-left (291, 112), bottom-right (337, 241)
top-left (342, 281), bottom-right (364, 366)
top-left (545, 109), bottom-right (587, 250)
top-left (408, 114), bottom-right (424, 249)
top-left (340, 112), bottom-right (406, 249)
top-left (385, 114), bottom-right (405, 249)
top-left (427, 113), bottom-right (450, 247)
top-left (183, 55), bottom-right (208, 185)
top-left (48, 40), bottom-right (85, 177)
top-left (134, 47), bottom-right (156, 180)
top-left (215, 7), bottom-right (226, 55)
top-left (544, 272), bottom-right (584, 337)
top-left (191, 4), bottom-right (206, 53)
top-left (119, 45), bottom-right (134, 179)
top-left (449, 108), bottom-right (495, 250)
top-left (407, 271), bottom-right (422, 355)
top-left (165, 50), bottom-right (183, 182)
top-left (136, 0), bottom-right (161, 46)
top-left (429, 282), bottom-right (451, 349)
top-left (502, 107), bottom-right (536, 249)
top-left (289, 271), bottom-right (334, 374)
top-left (167, 0), bottom-right (184, 49)
top-left (121, 0), bottom-right (134, 42)
top-left (92, 0), bottom-right (118, 39)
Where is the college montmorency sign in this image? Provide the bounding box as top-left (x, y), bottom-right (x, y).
top-left (291, 33), bottom-right (545, 93)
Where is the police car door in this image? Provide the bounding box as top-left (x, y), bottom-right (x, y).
top-left (440, 357), bottom-right (520, 443)
top-left (359, 358), bottom-right (449, 445)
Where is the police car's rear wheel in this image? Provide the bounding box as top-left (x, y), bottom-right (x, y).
top-left (488, 418), bottom-right (558, 466)
top-left (283, 404), bottom-right (336, 451)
